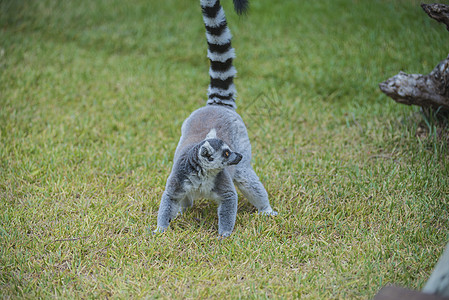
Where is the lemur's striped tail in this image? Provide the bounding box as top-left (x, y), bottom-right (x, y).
top-left (201, 0), bottom-right (248, 109)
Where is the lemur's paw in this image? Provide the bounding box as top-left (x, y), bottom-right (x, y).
top-left (259, 209), bottom-right (278, 216)
top-left (218, 231), bottom-right (232, 239)
top-left (152, 226), bottom-right (167, 235)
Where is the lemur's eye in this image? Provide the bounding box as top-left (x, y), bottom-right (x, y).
top-left (224, 150), bottom-right (230, 158)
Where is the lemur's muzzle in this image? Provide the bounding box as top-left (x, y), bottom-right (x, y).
top-left (229, 152), bottom-right (242, 165)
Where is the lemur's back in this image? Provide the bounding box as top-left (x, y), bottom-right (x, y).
top-left (175, 106), bottom-right (251, 166)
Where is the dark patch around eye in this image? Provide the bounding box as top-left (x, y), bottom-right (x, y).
top-left (223, 150), bottom-right (230, 158)
top-left (201, 147), bottom-right (214, 161)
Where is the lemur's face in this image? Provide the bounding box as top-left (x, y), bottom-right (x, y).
top-left (198, 139), bottom-right (242, 169)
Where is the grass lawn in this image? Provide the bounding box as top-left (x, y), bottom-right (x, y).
top-left (1, 0), bottom-right (449, 298)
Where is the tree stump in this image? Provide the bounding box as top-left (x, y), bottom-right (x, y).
top-left (379, 4), bottom-right (449, 112)
top-left (421, 3), bottom-right (449, 31)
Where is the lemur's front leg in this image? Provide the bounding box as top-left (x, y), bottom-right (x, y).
top-left (154, 191), bottom-right (180, 233)
top-left (217, 194), bottom-right (238, 237)
top-left (214, 171), bottom-right (238, 237)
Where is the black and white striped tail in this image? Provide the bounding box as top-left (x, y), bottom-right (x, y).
top-left (201, 0), bottom-right (248, 109)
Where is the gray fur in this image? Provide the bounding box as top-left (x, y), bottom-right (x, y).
top-left (154, 0), bottom-right (277, 237)
top-left (155, 106), bottom-right (277, 237)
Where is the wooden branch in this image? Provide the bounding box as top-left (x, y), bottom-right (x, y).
top-left (379, 56), bottom-right (449, 111)
top-left (421, 3), bottom-right (449, 31)
top-left (379, 4), bottom-right (449, 112)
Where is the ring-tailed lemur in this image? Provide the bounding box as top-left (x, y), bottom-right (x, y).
top-left (154, 0), bottom-right (277, 237)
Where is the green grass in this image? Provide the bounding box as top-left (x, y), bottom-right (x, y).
top-left (1, 0), bottom-right (449, 298)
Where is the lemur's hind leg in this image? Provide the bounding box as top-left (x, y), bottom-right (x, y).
top-left (234, 167), bottom-right (278, 215)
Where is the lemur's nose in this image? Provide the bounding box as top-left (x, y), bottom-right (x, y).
top-left (229, 152), bottom-right (242, 165)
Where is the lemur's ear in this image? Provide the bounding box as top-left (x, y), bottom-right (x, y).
top-left (205, 128), bottom-right (217, 140)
